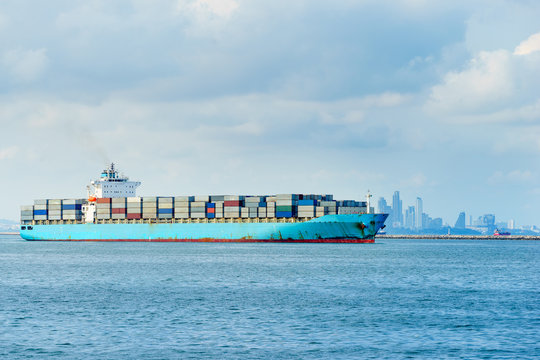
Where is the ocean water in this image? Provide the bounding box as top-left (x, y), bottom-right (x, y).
top-left (0, 236), bottom-right (538, 359)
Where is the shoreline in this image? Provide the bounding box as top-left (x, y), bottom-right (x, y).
top-left (376, 234), bottom-right (540, 240)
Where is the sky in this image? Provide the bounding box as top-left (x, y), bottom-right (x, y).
top-left (1, 0), bottom-right (540, 226)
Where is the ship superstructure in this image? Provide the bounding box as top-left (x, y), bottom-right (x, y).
top-left (87, 163), bottom-right (141, 199)
top-left (20, 165), bottom-right (388, 242)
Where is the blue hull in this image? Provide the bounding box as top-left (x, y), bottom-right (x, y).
top-left (20, 214), bottom-right (387, 242)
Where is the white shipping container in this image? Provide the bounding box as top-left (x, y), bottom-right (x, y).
top-left (158, 203), bottom-right (174, 209)
top-left (174, 201), bottom-right (190, 208)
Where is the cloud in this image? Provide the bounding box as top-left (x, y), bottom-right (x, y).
top-left (0, 146), bottom-right (18, 160)
top-left (188, 0), bottom-right (238, 18)
top-left (2, 48), bottom-right (48, 82)
top-left (426, 50), bottom-right (513, 113)
top-left (175, 0), bottom-right (238, 37)
top-left (488, 170), bottom-right (535, 184)
top-left (514, 32), bottom-right (540, 55)
top-left (400, 173), bottom-right (428, 188)
top-left (426, 31), bottom-right (540, 118)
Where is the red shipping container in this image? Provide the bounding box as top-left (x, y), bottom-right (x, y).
top-left (127, 213), bottom-right (141, 219)
top-left (96, 198), bottom-right (111, 204)
top-left (111, 208), bottom-right (126, 214)
top-left (224, 200), bottom-right (242, 206)
top-left (207, 208), bottom-right (215, 213)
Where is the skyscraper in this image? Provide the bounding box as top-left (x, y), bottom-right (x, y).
top-left (392, 191), bottom-right (403, 227)
top-left (415, 197), bottom-right (423, 230)
top-left (455, 212), bottom-right (466, 228)
top-left (405, 206), bottom-right (415, 229)
top-left (377, 197), bottom-right (389, 214)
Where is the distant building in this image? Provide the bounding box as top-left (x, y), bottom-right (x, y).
top-left (392, 191), bottom-right (403, 228)
top-left (405, 206), bottom-right (415, 229)
top-left (429, 217), bottom-right (443, 229)
top-left (508, 219), bottom-right (515, 229)
top-left (455, 212), bottom-right (466, 229)
top-left (415, 197), bottom-right (423, 230)
top-left (472, 214), bottom-right (496, 233)
top-left (377, 197), bottom-right (391, 214)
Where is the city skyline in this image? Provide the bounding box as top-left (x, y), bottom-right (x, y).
top-left (377, 190), bottom-right (525, 233)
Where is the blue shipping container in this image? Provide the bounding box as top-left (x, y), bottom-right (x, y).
top-left (34, 210), bottom-right (47, 216)
top-left (158, 208), bottom-right (173, 214)
top-left (207, 213), bottom-right (215, 219)
top-left (62, 204), bottom-right (82, 210)
top-left (298, 200), bottom-right (316, 206)
top-left (258, 202), bottom-right (267, 207)
top-left (207, 203), bottom-right (215, 208)
top-left (276, 211), bottom-right (293, 218)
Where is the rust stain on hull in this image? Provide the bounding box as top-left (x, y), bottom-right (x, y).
top-left (33, 238), bottom-right (375, 243)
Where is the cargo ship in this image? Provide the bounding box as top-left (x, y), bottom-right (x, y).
top-left (19, 164), bottom-right (388, 242)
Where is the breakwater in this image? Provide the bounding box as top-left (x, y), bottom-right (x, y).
top-left (376, 234), bottom-right (540, 240)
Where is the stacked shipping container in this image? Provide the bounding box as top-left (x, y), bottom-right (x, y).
top-left (21, 194), bottom-right (369, 223)
top-left (127, 197), bottom-right (141, 219)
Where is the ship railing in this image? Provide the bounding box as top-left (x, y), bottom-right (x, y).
top-left (23, 216), bottom-right (324, 226)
